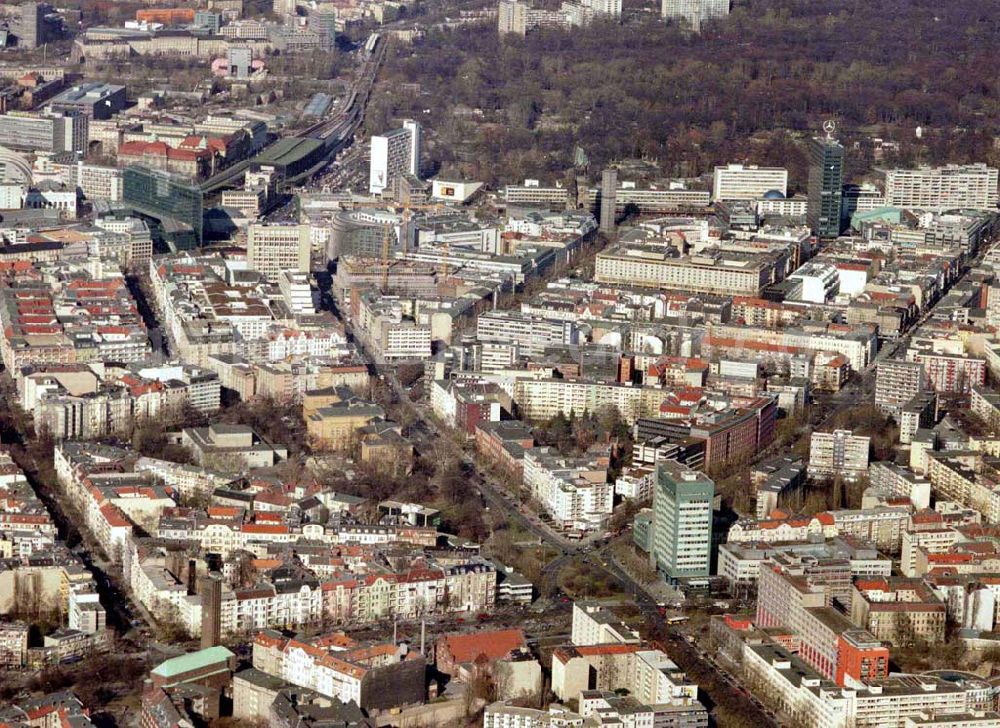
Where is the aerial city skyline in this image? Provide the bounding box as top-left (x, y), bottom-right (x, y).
top-left (0, 0), bottom-right (998, 727)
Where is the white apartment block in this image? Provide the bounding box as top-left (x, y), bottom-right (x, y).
top-left (900, 527), bottom-right (961, 578)
top-left (808, 430), bottom-right (870, 481)
top-left (875, 360), bottom-right (925, 417)
top-left (614, 467), bottom-right (655, 500)
top-left (571, 602), bottom-right (640, 646)
top-left (477, 310), bottom-right (579, 359)
top-left (92, 215), bottom-right (153, 269)
top-left (788, 261), bottom-right (839, 304)
top-left (742, 644), bottom-right (989, 728)
top-left (380, 321), bottom-right (432, 361)
top-left (497, 1), bottom-right (570, 35)
top-left (868, 462), bottom-right (931, 510)
top-left (279, 270), bottom-right (316, 315)
top-left (547, 474), bottom-right (613, 533)
top-left (256, 638), bottom-right (366, 705)
top-left (830, 508), bottom-right (910, 554)
top-left (713, 164), bottom-right (788, 201)
top-left (842, 183), bottom-right (886, 224)
top-left (707, 322), bottom-right (877, 371)
top-left (355, 293), bottom-right (432, 361)
top-left (523, 448), bottom-right (612, 532)
top-left (68, 590), bottom-right (106, 633)
top-left (560, 0), bottom-right (621, 23)
top-left (756, 196), bottom-right (808, 217)
top-left (661, 0), bottom-right (729, 31)
top-left (633, 649), bottom-right (700, 707)
top-left (258, 329), bottom-right (347, 362)
top-left (479, 341), bottom-right (520, 371)
top-left (127, 550), bottom-right (496, 637)
top-left (578, 694), bottom-right (657, 727)
top-left (513, 378), bottom-right (659, 424)
top-left (369, 120), bottom-right (420, 195)
top-left (484, 702), bottom-right (584, 728)
top-left (717, 544), bottom-right (769, 585)
top-left (595, 184), bottom-right (711, 213)
top-left (579, 0), bottom-right (621, 16)
top-left (0, 183), bottom-right (22, 209)
top-left (135, 363), bottom-right (222, 412)
top-left (884, 164), bottom-right (999, 211)
top-left (727, 508), bottom-right (910, 553)
top-left (135, 457), bottom-right (233, 501)
top-left (430, 379), bottom-right (457, 426)
top-left (246, 223), bottom-right (311, 282)
top-left (221, 20), bottom-right (270, 39)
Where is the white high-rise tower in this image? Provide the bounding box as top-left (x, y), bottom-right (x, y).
top-left (369, 119), bottom-right (421, 196)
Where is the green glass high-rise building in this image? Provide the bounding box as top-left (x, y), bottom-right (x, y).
top-left (123, 166), bottom-right (204, 250)
top-left (651, 461), bottom-right (714, 581)
top-left (807, 135), bottom-right (844, 239)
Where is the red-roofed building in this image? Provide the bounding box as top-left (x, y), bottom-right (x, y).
top-left (436, 628), bottom-right (527, 675)
top-left (850, 577), bottom-right (946, 644)
top-left (117, 140), bottom-right (212, 180)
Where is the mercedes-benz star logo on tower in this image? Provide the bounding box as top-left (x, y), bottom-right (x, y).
top-left (822, 119), bottom-right (837, 138)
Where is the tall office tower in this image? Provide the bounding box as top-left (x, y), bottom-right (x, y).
top-left (404, 119), bottom-right (421, 177)
top-left (875, 360), bottom-right (925, 417)
top-left (369, 120), bottom-right (421, 196)
top-left (651, 461), bottom-right (714, 581)
top-left (884, 163), bottom-right (999, 212)
top-left (246, 222), bottom-right (311, 282)
top-left (311, 10), bottom-right (337, 51)
top-left (583, 0), bottom-right (622, 16)
top-left (14, 2), bottom-right (46, 49)
top-left (199, 572), bottom-right (223, 649)
top-left (712, 163), bottom-right (788, 201)
top-left (661, 0), bottom-right (729, 31)
top-left (55, 112), bottom-right (89, 154)
top-left (599, 167), bottom-right (617, 234)
top-left (498, 0), bottom-right (523, 33)
top-left (807, 429), bottom-right (870, 481)
top-left (807, 134), bottom-right (845, 239)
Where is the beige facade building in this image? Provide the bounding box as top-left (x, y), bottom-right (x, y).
top-left (306, 397), bottom-right (385, 451)
top-left (595, 245), bottom-right (777, 296)
top-left (246, 223), bottom-right (311, 283)
top-left (850, 578), bottom-right (947, 644)
top-left (808, 429), bottom-right (870, 481)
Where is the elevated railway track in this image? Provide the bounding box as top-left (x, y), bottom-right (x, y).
top-left (200, 33), bottom-right (385, 194)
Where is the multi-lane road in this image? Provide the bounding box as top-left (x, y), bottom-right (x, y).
top-left (340, 314), bottom-right (779, 725)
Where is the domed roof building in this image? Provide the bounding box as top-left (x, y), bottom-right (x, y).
top-left (0, 146), bottom-right (32, 186)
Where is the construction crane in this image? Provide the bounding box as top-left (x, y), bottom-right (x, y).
top-left (399, 200), bottom-right (444, 256)
top-left (378, 200), bottom-right (446, 291)
top-left (380, 221), bottom-right (393, 292)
